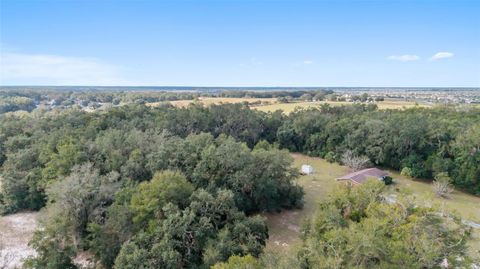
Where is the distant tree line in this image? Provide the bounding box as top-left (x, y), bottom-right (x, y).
top-left (216, 90), bottom-right (333, 99)
top-left (0, 88), bottom-right (334, 114)
top-left (0, 95), bottom-right (37, 114)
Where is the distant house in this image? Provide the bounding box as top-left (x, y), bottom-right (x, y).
top-left (336, 168), bottom-right (388, 185)
top-left (301, 165), bottom-right (314, 175)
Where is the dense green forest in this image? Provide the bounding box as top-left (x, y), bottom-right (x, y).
top-left (0, 101), bottom-right (479, 268)
top-left (278, 105), bottom-right (480, 193)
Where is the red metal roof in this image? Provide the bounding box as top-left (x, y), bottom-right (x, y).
top-left (337, 168), bottom-right (388, 184)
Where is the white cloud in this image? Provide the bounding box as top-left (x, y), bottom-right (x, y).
top-left (0, 52), bottom-right (129, 85)
top-left (430, 52), bottom-right (454, 60)
top-left (239, 57), bottom-right (263, 67)
top-left (387, 54), bottom-right (420, 62)
top-left (292, 59), bottom-right (314, 67)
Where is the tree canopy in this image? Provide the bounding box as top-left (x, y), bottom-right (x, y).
top-left (0, 98), bottom-right (478, 268)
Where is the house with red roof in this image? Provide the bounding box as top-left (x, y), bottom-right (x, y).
top-left (336, 168), bottom-right (389, 185)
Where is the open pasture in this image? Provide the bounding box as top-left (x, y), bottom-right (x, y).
top-left (146, 97), bottom-right (434, 112)
top-left (254, 100), bottom-right (431, 114)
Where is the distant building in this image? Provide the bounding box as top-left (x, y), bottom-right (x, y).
top-left (336, 168), bottom-right (388, 185)
top-left (301, 165), bottom-right (314, 175)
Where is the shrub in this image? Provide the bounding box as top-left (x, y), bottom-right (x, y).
top-left (211, 255), bottom-right (263, 269)
top-left (324, 151), bottom-right (335, 163)
top-left (433, 173), bottom-right (453, 198)
top-left (254, 140), bottom-right (274, 151)
top-left (400, 167), bottom-right (412, 177)
top-left (341, 150), bottom-right (370, 171)
top-left (383, 176), bottom-right (393, 185)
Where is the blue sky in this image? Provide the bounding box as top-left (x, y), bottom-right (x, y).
top-left (1, 0), bottom-right (479, 86)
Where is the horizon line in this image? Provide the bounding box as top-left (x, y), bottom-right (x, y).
top-left (1, 85), bottom-right (479, 89)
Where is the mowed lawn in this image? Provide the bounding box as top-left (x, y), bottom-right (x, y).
top-left (264, 153), bottom-right (480, 257)
top-left (253, 100), bottom-right (431, 114)
top-left (263, 154), bottom-right (348, 253)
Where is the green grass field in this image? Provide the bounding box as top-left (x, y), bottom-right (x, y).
top-left (264, 153), bottom-right (480, 257)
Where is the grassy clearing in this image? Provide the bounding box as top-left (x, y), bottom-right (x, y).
top-left (264, 154), bottom-right (348, 253)
top-left (144, 97), bottom-right (478, 113)
top-left (264, 153), bottom-right (480, 257)
top-left (146, 97), bottom-right (431, 112)
top-left (253, 100), bottom-right (431, 114)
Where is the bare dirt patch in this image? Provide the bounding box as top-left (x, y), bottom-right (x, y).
top-left (0, 212), bottom-right (38, 268)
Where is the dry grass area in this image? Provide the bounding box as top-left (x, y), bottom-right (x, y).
top-left (0, 211), bottom-right (96, 269)
top-left (0, 212), bottom-right (38, 268)
top-left (264, 153), bottom-right (480, 258)
top-left (253, 100), bottom-right (431, 114)
top-left (264, 154), bottom-right (348, 253)
top-left (145, 97), bottom-right (439, 113)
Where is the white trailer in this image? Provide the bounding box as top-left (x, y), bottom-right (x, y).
top-left (301, 164), bottom-right (314, 175)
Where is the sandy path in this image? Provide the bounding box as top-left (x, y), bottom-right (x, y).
top-left (0, 212), bottom-right (38, 269)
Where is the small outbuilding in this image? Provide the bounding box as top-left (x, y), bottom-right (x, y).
top-left (336, 168), bottom-right (388, 185)
top-left (301, 165), bottom-right (314, 175)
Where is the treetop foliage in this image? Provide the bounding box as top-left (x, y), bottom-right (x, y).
top-left (2, 104), bottom-right (303, 268)
top-left (298, 181), bottom-right (473, 269)
top-left (0, 98), bottom-right (478, 268)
